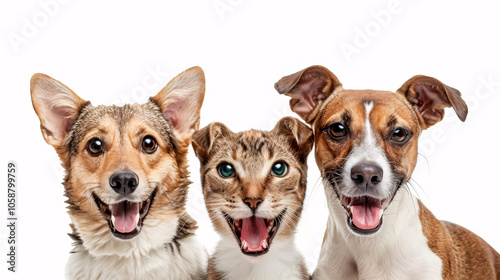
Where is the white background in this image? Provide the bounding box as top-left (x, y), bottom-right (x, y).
top-left (0, 0), bottom-right (499, 279)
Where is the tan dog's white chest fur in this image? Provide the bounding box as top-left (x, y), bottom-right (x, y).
top-left (67, 226), bottom-right (207, 280)
top-left (275, 65), bottom-right (500, 279)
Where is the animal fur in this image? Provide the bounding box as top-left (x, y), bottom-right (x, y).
top-left (192, 117), bottom-right (313, 280)
top-left (31, 67), bottom-right (208, 280)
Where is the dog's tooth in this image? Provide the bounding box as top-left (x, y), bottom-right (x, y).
top-left (262, 239), bottom-right (268, 249)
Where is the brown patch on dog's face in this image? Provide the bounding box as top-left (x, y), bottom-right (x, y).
top-left (314, 90), bottom-right (420, 181)
top-left (192, 117), bottom-right (313, 256)
top-left (275, 66), bottom-right (467, 235)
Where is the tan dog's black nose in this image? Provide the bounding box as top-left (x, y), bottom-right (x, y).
top-left (243, 197), bottom-right (263, 212)
top-left (351, 163), bottom-right (383, 189)
top-left (109, 171), bottom-right (139, 195)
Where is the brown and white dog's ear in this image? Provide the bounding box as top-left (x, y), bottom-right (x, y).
top-left (272, 117), bottom-right (314, 163)
top-left (153, 66), bottom-right (205, 143)
top-left (31, 73), bottom-right (88, 148)
top-left (274, 65), bottom-right (342, 124)
top-left (397, 75), bottom-right (468, 129)
top-left (191, 122), bottom-right (233, 163)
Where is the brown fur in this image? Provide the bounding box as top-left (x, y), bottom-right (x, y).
top-left (31, 67), bottom-right (207, 279)
top-left (419, 201), bottom-right (500, 279)
top-left (192, 117), bottom-right (313, 280)
top-left (275, 65), bottom-right (500, 278)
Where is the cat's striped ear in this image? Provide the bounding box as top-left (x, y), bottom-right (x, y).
top-left (191, 122), bottom-right (233, 164)
top-left (272, 117), bottom-right (314, 163)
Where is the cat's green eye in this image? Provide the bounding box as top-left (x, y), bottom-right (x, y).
top-left (271, 161), bottom-right (288, 177)
top-left (218, 163), bottom-right (236, 178)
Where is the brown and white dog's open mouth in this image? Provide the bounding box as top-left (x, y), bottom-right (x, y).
top-left (340, 195), bottom-right (390, 235)
top-left (93, 189), bottom-right (157, 239)
top-left (223, 209), bottom-right (286, 256)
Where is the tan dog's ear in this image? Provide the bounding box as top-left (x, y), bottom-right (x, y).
top-left (274, 66), bottom-right (342, 123)
top-left (31, 73), bottom-right (88, 148)
top-left (192, 122), bottom-right (233, 163)
top-left (153, 66), bottom-right (205, 143)
top-left (397, 75), bottom-right (468, 129)
top-left (272, 117), bottom-right (314, 163)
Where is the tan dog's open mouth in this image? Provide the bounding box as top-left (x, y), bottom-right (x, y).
top-left (340, 195), bottom-right (389, 235)
top-left (93, 189), bottom-right (157, 239)
top-left (223, 209), bottom-right (286, 256)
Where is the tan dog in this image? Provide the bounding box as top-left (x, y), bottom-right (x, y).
top-left (275, 65), bottom-right (500, 279)
top-left (192, 117), bottom-right (313, 280)
top-left (31, 67), bottom-right (208, 279)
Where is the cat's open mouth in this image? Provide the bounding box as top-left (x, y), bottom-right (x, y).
top-left (93, 189), bottom-right (156, 240)
top-left (223, 209), bottom-right (286, 256)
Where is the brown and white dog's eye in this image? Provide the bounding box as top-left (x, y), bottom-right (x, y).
top-left (391, 128), bottom-right (410, 144)
top-left (87, 138), bottom-right (104, 156)
top-left (142, 136), bottom-right (158, 153)
top-left (328, 123), bottom-right (347, 138)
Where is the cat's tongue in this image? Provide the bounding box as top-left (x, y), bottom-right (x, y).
top-left (240, 216), bottom-right (268, 252)
top-left (351, 198), bottom-right (382, 230)
top-left (111, 201), bottom-right (140, 233)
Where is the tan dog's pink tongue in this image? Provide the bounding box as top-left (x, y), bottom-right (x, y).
top-left (352, 204), bottom-right (381, 230)
top-left (111, 202), bottom-right (140, 233)
top-left (240, 216), bottom-right (268, 252)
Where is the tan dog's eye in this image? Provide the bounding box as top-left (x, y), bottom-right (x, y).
top-left (329, 123), bottom-right (347, 138)
top-left (142, 136), bottom-right (158, 154)
top-left (87, 138), bottom-right (103, 156)
top-left (391, 128), bottom-right (410, 144)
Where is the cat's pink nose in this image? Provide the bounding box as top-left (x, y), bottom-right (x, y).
top-left (243, 197), bottom-right (263, 211)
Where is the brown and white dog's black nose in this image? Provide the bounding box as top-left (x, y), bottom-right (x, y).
top-left (109, 171), bottom-right (139, 195)
top-left (350, 162), bottom-right (383, 190)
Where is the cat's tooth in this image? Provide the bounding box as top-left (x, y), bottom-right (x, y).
top-left (111, 215), bottom-right (116, 227)
top-left (242, 240), bottom-right (247, 249)
top-left (136, 213), bottom-right (140, 225)
top-left (262, 239), bottom-right (268, 249)
top-left (379, 209), bottom-right (384, 220)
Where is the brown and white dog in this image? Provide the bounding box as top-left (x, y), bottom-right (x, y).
top-left (31, 67), bottom-right (208, 279)
top-left (275, 65), bottom-right (500, 279)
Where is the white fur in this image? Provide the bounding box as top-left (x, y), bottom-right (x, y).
top-left (341, 102), bottom-right (394, 199)
top-left (213, 235), bottom-right (305, 280)
top-left (66, 217), bottom-right (208, 280)
top-left (313, 186), bottom-right (442, 280)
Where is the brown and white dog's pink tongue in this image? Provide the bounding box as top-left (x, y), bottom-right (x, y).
top-left (351, 198), bottom-right (383, 230)
top-left (240, 216), bottom-right (268, 252)
top-left (111, 202), bottom-right (140, 233)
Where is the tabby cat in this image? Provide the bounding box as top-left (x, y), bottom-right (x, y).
top-left (192, 117), bottom-right (314, 280)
